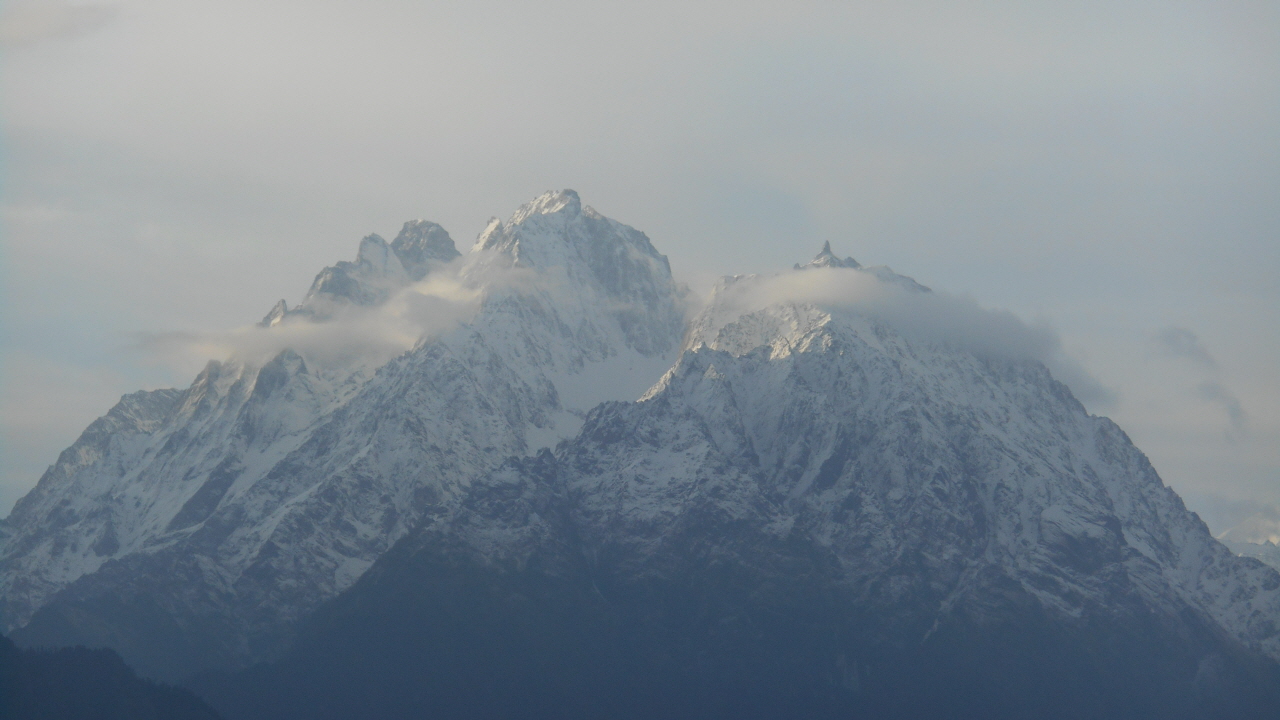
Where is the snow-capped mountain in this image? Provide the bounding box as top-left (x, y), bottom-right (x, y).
top-left (5, 193), bottom-right (1280, 715)
top-left (0, 190), bottom-right (685, 678)
top-left (199, 257), bottom-right (1280, 719)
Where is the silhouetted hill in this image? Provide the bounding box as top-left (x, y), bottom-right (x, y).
top-left (0, 635), bottom-right (220, 720)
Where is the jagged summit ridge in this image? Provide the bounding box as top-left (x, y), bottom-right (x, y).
top-left (302, 233), bottom-right (408, 308)
top-left (475, 190), bottom-right (670, 281)
top-left (296, 223), bottom-right (461, 315)
top-left (392, 219), bottom-right (460, 280)
top-left (791, 242), bottom-right (930, 293)
top-left (470, 189), bottom-right (684, 359)
top-left (795, 240), bottom-right (860, 270)
top-left (258, 300), bottom-right (288, 328)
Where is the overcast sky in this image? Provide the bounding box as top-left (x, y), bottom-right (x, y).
top-left (2, 0), bottom-right (1277, 537)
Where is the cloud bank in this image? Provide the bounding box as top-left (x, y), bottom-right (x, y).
top-left (1153, 326), bottom-right (1218, 369)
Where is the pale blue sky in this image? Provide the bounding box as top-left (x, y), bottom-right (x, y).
top-left (2, 0), bottom-right (1277, 536)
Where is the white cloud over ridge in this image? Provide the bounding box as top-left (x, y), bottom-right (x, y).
top-left (1153, 326), bottom-right (1218, 369)
top-left (139, 252), bottom-right (1117, 417)
top-left (136, 258), bottom-right (540, 375)
top-left (700, 265), bottom-right (1115, 407)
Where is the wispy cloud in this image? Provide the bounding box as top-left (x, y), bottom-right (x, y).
top-left (0, 2), bottom-right (115, 47)
top-left (1197, 380), bottom-right (1249, 438)
top-left (135, 259), bottom-right (527, 373)
top-left (1152, 326), bottom-right (1217, 369)
top-left (1144, 327), bottom-right (1247, 439)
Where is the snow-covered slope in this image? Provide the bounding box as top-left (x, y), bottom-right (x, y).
top-left (416, 260), bottom-right (1280, 663)
top-left (6, 201), bottom-right (1279, 712)
top-left (667, 281), bottom-right (1280, 660)
top-left (203, 254), bottom-right (1280, 720)
top-left (0, 191), bottom-right (685, 677)
top-left (0, 354), bottom-right (361, 636)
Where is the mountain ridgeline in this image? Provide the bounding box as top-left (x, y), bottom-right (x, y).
top-left (4, 191), bottom-right (1280, 718)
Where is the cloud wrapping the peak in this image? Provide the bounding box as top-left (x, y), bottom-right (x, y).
top-left (700, 265), bottom-right (1115, 407)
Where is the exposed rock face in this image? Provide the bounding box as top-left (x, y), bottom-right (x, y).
top-left (794, 240), bottom-right (860, 269)
top-left (390, 219), bottom-right (461, 281)
top-left (297, 220), bottom-right (462, 316)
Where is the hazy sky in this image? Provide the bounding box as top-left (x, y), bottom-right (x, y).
top-left (2, 1), bottom-right (1277, 537)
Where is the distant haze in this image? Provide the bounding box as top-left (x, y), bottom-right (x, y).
top-left (2, 1), bottom-right (1277, 538)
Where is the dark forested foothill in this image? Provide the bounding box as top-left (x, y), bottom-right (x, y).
top-left (0, 635), bottom-right (221, 720)
top-left (190, 522), bottom-right (1280, 720)
top-left (190, 443), bottom-right (1280, 720)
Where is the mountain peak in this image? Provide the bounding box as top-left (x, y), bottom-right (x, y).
top-left (796, 242), bottom-right (860, 270)
top-left (258, 300), bottom-right (288, 328)
top-left (474, 190), bottom-right (655, 269)
top-left (534, 188), bottom-right (581, 214)
top-left (300, 233), bottom-right (409, 310)
top-left (467, 190), bottom-right (683, 357)
top-left (355, 234), bottom-right (398, 271)
top-left (391, 220), bottom-right (459, 280)
top-left (504, 189), bottom-right (582, 227)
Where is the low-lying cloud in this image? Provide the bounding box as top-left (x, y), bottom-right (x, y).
top-left (701, 265), bottom-right (1116, 407)
top-left (1143, 326), bottom-right (1249, 440)
top-left (137, 260), bottom-right (530, 375)
top-left (1153, 326), bottom-right (1218, 369)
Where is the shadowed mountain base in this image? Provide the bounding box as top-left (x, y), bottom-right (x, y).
top-left (0, 635), bottom-right (221, 720)
top-left (192, 534), bottom-right (1280, 720)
